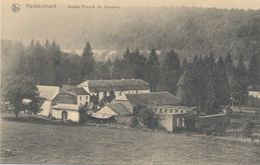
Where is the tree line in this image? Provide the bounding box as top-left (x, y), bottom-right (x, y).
top-left (1, 39), bottom-right (260, 116)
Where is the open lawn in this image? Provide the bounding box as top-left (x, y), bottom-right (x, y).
top-left (1, 117), bottom-right (260, 165)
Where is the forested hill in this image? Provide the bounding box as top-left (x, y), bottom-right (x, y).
top-left (2, 7), bottom-right (260, 60)
top-left (102, 7), bottom-right (260, 60)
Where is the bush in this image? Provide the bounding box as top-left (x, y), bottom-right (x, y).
top-left (130, 116), bottom-right (138, 128)
top-left (137, 107), bottom-right (160, 129)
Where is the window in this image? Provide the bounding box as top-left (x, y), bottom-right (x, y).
top-left (164, 109), bottom-right (167, 113)
top-left (170, 109), bottom-right (173, 113)
top-left (177, 117), bottom-right (179, 127)
top-left (160, 108), bottom-right (163, 113)
top-left (79, 96), bottom-right (82, 100)
top-left (175, 109), bottom-right (178, 113)
top-left (154, 108), bottom-right (157, 112)
top-left (181, 110), bottom-right (184, 113)
top-left (182, 117), bottom-right (185, 127)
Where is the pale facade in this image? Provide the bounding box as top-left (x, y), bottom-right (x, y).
top-left (77, 95), bottom-right (90, 107)
top-left (153, 105), bottom-right (197, 132)
top-left (52, 104), bottom-right (80, 122)
top-left (37, 85), bottom-right (60, 117)
top-left (78, 79), bottom-right (151, 107)
top-left (39, 101), bottom-right (52, 116)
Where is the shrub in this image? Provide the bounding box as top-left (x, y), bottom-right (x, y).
top-left (137, 107), bottom-right (160, 129)
top-left (130, 116), bottom-right (138, 128)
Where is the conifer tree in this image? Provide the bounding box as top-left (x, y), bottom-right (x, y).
top-left (133, 48), bottom-right (147, 79)
top-left (224, 54), bottom-right (234, 84)
top-left (231, 56), bottom-right (249, 107)
top-left (146, 49), bottom-right (160, 91)
top-left (205, 64), bottom-right (219, 114)
top-left (181, 57), bottom-right (188, 74)
top-left (81, 41), bottom-right (95, 80)
top-left (161, 50), bottom-right (181, 94)
top-left (248, 53), bottom-right (260, 87)
top-left (216, 56), bottom-right (230, 106)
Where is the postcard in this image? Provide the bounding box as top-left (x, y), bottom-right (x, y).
top-left (1, 0), bottom-right (260, 164)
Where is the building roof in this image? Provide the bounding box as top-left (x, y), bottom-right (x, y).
top-left (91, 113), bottom-right (114, 119)
top-left (249, 91), bottom-right (260, 99)
top-left (52, 104), bottom-right (78, 111)
top-left (61, 85), bottom-right (89, 95)
top-left (106, 103), bottom-right (131, 115)
top-left (52, 93), bottom-right (77, 105)
top-left (123, 92), bottom-right (182, 107)
top-left (73, 87), bottom-right (89, 95)
top-left (37, 85), bottom-right (60, 100)
top-left (78, 79), bottom-right (150, 92)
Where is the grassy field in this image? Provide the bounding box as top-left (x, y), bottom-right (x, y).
top-left (1, 117), bottom-right (260, 165)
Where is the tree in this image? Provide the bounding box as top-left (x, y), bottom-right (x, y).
top-left (231, 56), bottom-right (249, 107)
top-left (177, 56), bottom-right (206, 111)
top-left (216, 56), bottom-right (230, 106)
top-left (181, 57), bottom-right (188, 74)
top-left (81, 41), bottom-right (95, 80)
top-left (176, 65), bottom-right (194, 106)
top-left (111, 57), bottom-right (124, 79)
top-left (137, 107), bottom-right (159, 129)
top-left (95, 62), bottom-right (111, 80)
top-left (2, 74), bottom-right (41, 118)
top-left (161, 50), bottom-right (181, 94)
top-left (121, 48), bottom-right (135, 78)
top-left (146, 49), bottom-right (160, 91)
top-left (224, 54), bottom-right (234, 84)
top-left (132, 48), bottom-right (147, 79)
top-left (248, 53), bottom-right (260, 87)
top-left (205, 64), bottom-right (219, 114)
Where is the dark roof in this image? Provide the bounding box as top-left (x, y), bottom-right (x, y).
top-left (52, 93), bottom-right (77, 105)
top-left (73, 87), bottom-right (89, 95)
top-left (78, 79), bottom-right (150, 92)
top-left (107, 103), bottom-right (131, 116)
top-left (124, 92), bottom-right (181, 106)
top-left (61, 85), bottom-right (89, 95)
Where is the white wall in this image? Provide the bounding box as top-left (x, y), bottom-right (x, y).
top-left (77, 95), bottom-right (89, 106)
top-left (159, 115), bottom-right (174, 132)
top-left (115, 89), bottom-right (150, 98)
top-left (38, 101), bottom-right (52, 117)
top-left (52, 109), bottom-right (80, 122)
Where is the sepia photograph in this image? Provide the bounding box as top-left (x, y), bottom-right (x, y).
top-left (1, 0), bottom-right (260, 164)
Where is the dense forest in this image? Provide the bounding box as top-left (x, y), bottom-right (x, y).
top-left (2, 7), bottom-right (260, 115)
top-left (1, 39), bottom-right (260, 115)
top-left (3, 7), bottom-right (260, 61)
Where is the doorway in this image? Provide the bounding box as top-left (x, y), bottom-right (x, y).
top-left (62, 111), bottom-right (68, 121)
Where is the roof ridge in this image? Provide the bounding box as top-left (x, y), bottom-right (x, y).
top-left (125, 91), bottom-right (170, 95)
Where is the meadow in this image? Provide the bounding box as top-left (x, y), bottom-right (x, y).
top-left (1, 117), bottom-right (260, 165)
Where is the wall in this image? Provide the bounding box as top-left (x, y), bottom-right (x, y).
top-left (38, 101), bottom-right (52, 117)
top-left (77, 95), bottom-right (89, 106)
top-left (159, 114), bottom-right (186, 132)
top-left (159, 115), bottom-right (174, 132)
top-left (152, 105), bottom-right (197, 115)
top-left (52, 109), bottom-right (80, 122)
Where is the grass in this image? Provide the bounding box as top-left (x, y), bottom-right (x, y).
top-left (1, 115), bottom-right (260, 164)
